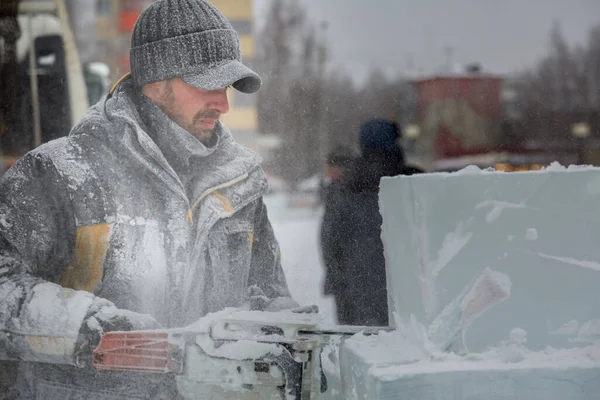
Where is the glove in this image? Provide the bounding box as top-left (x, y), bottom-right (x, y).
top-left (74, 297), bottom-right (162, 368)
top-left (248, 285), bottom-right (319, 314)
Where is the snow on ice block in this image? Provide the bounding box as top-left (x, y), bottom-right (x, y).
top-left (340, 331), bottom-right (600, 400)
top-left (379, 164), bottom-right (600, 352)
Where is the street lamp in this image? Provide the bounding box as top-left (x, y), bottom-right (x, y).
top-left (405, 124), bottom-right (421, 139)
top-left (571, 122), bottom-right (590, 165)
top-left (572, 123), bottom-right (590, 138)
top-left (404, 124), bottom-right (421, 161)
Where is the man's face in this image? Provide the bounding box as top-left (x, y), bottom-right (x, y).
top-left (143, 78), bottom-right (230, 143)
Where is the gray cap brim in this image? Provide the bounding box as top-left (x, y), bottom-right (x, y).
top-left (181, 60), bottom-right (261, 94)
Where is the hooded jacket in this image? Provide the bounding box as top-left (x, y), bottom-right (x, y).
top-left (0, 77), bottom-right (291, 398)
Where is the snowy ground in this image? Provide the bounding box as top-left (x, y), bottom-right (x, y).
top-left (264, 192), bottom-right (337, 324)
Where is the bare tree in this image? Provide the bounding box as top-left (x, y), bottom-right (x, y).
top-left (510, 21), bottom-right (600, 156)
top-left (323, 68), bottom-right (361, 152)
top-left (518, 21), bottom-right (600, 112)
top-left (586, 25), bottom-right (600, 108)
top-left (256, 0), bottom-right (415, 184)
top-left (255, 0), bottom-right (306, 137)
top-left (256, 0), bottom-right (331, 184)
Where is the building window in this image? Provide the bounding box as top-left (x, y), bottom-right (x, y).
top-left (96, 0), bottom-right (112, 16)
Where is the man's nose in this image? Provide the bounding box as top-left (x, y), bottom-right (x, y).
top-left (208, 89), bottom-right (230, 114)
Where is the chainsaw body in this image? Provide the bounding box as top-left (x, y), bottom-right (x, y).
top-left (92, 309), bottom-right (389, 399)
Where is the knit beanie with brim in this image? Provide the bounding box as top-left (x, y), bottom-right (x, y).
top-left (129, 0), bottom-right (261, 94)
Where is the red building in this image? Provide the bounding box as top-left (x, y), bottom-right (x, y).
top-left (412, 73), bottom-right (555, 171)
top-left (415, 74), bottom-right (503, 158)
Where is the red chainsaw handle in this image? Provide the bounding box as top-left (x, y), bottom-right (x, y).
top-left (92, 331), bottom-right (184, 374)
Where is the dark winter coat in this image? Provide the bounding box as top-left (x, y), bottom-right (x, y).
top-left (0, 78), bottom-right (291, 398)
top-left (320, 152), bottom-right (403, 326)
top-left (319, 177), bottom-right (348, 296)
top-left (320, 119), bottom-right (422, 327)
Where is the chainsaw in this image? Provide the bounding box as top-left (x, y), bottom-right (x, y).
top-left (92, 309), bottom-right (390, 399)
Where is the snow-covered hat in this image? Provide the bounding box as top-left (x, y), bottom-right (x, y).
top-left (360, 119), bottom-right (403, 156)
top-left (129, 0), bottom-right (261, 93)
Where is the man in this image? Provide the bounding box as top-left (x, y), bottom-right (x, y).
top-left (0, 0), bottom-right (299, 398)
top-left (320, 119), bottom-right (423, 326)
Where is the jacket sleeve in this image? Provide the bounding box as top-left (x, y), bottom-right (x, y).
top-left (247, 198), bottom-right (293, 299)
top-left (0, 152), bottom-right (95, 365)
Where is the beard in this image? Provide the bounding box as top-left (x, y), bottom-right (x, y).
top-left (165, 107), bottom-right (220, 144)
top-left (190, 110), bottom-right (221, 142)
top-left (155, 88), bottom-right (221, 144)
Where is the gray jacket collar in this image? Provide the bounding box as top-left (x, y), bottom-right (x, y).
top-left (72, 77), bottom-right (265, 207)
top-left (135, 92), bottom-right (220, 167)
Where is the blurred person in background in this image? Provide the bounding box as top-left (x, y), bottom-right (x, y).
top-left (319, 146), bottom-right (355, 322)
top-left (320, 119), bottom-right (423, 326)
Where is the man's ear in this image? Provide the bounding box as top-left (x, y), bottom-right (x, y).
top-left (142, 81), bottom-right (164, 100)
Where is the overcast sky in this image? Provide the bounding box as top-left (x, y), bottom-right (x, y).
top-left (253, 0), bottom-right (600, 84)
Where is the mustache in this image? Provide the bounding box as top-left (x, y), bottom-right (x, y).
top-left (193, 110), bottom-right (221, 124)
